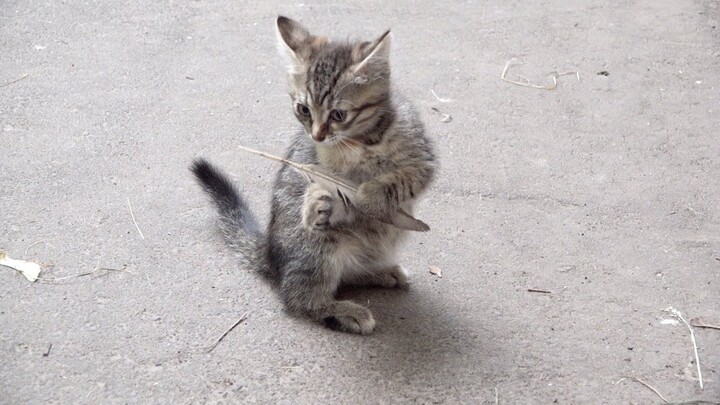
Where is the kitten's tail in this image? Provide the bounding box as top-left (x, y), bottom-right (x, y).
top-left (190, 158), bottom-right (275, 282)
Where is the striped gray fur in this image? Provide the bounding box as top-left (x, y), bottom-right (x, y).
top-left (192, 16), bottom-right (436, 334)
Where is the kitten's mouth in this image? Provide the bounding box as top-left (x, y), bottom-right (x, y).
top-left (311, 131), bottom-right (329, 143)
top-left (312, 133), bottom-right (343, 145)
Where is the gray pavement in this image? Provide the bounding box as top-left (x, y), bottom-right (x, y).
top-left (1, 0), bottom-right (719, 403)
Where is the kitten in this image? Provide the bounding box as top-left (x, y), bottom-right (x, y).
top-left (191, 16), bottom-right (436, 334)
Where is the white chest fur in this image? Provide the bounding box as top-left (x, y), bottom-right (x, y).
top-left (324, 224), bottom-right (406, 280)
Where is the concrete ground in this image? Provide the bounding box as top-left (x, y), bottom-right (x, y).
top-left (2, 0), bottom-right (719, 403)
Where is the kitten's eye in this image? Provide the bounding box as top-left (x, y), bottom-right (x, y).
top-left (329, 109), bottom-right (346, 122)
top-left (296, 104), bottom-right (311, 117)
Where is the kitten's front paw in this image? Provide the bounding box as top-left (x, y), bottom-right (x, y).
top-left (303, 183), bottom-right (354, 233)
top-left (303, 185), bottom-right (333, 233)
top-left (324, 300), bottom-right (375, 335)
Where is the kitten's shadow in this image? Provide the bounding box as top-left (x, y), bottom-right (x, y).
top-left (337, 284), bottom-right (501, 382)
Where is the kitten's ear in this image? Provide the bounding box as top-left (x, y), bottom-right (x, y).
top-left (276, 16), bottom-right (311, 72)
top-left (353, 30), bottom-right (392, 76)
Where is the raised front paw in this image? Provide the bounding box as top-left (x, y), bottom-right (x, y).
top-left (323, 300), bottom-right (376, 335)
top-left (303, 184), bottom-right (334, 233)
top-left (302, 183), bottom-right (354, 233)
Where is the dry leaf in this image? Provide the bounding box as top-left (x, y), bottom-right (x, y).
top-left (238, 145), bottom-right (430, 232)
top-left (429, 265), bottom-right (442, 278)
top-left (0, 250), bottom-right (41, 282)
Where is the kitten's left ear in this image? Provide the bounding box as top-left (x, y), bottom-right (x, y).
top-left (353, 30), bottom-right (392, 75)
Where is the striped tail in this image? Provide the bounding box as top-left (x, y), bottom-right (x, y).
top-left (190, 158), bottom-right (273, 280)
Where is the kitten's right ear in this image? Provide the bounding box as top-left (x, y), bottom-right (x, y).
top-left (353, 30), bottom-right (392, 76)
top-left (276, 16), bottom-right (311, 73)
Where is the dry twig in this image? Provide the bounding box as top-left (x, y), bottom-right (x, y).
top-left (690, 318), bottom-right (720, 331)
top-left (0, 73), bottom-right (29, 88)
top-left (624, 377), bottom-right (669, 403)
top-left (39, 256), bottom-right (133, 283)
top-left (430, 107), bottom-right (452, 123)
top-left (205, 313), bottom-right (248, 353)
top-left (237, 145), bottom-right (429, 232)
top-left (665, 307), bottom-right (703, 389)
top-left (527, 288), bottom-right (552, 294)
top-left (45, 267), bottom-right (131, 282)
top-left (24, 241), bottom-right (47, 257)
top-left (126, 196), bottom-right (145, 240)
top-left (430, 89), bottom-right (454, 103)
top-left (501, 59), bottom-right (579, 90)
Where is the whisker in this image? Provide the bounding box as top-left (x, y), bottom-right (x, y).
top-left (340, 139), bottom-right (363, 158)
top-left (338, 139), bottom-right (352, 163)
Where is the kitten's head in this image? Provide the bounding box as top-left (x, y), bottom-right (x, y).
top-left (276, 16), bottom-right (392, 145)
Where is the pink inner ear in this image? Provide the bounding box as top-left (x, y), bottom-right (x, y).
top-left (353, 33), bottom-right (391, 75)
top-left (311, 36), bottom-right (329, 48)
top-left (277, 17), bottom-right (312, 54)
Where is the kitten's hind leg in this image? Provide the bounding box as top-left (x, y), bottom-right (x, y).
top-left (376, 265), bottom-right (409, 289)
top-left (281, 273), bottom-right (376, 334)
top-left (322, 300), bottom-right (376, 334)
top-left (343, 265), bottom-right (409, 289)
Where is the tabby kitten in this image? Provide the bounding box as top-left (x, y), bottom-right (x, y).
top-left (191, 16), bottom-right (436, 334)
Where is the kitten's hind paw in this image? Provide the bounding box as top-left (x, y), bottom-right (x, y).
top-left (323, 301), bottom-right (375, 335)
top-left (377, 265), bottom-right (409, 289)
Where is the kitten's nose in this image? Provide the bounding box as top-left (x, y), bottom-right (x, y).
top-left (311, 123), bottom-right (329, 142)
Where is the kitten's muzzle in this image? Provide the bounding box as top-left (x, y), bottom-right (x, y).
top-left (311, 122), bottom-right (330, 142)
